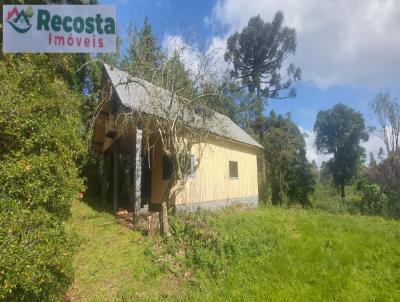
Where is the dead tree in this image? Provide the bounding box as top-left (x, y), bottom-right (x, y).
top-left (112, 44), bottom-right (227, 236)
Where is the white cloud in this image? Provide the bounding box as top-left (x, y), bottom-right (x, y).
top-left (300, 127), bottom-right (386, 167)
top-left (362, 131), bottom-right (386, 162)
top-left (207, 0), bottom-right (400, 89)
top-left (162, 35), bottom-right (229, 81)
top-left (162, 35), bottom-right (203, 76)
top-left (300, 127), bottom-right (332, 167)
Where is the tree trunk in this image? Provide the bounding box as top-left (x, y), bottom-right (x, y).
top-left (159, 201), bottom-right (170, 236)
top-left (133, 129), bottom-right (142, 225)
top-left (255, 92), bottom-right (265, 143)
top-left (341, 184), bottom-right (346, 198)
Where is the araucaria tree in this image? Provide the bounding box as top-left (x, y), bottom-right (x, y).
top-left (314, 104), bottom-right (369, 198)
top-left (225, 12), bottom-right (301, 141)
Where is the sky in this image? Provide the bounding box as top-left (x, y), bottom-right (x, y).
top-left (101, 0), bottom-right (400, 166)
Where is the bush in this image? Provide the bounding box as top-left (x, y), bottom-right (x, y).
top-left (0, 199), bottom-right (77, 302)
top-left (0, 56), bottom-right (85, 220)
top-left (358, 183), bottom-right (389, 215)
top-left (154, 212), bottom-right (238, 275)
top-left (0, 55), bottom-right (85, 300)
top-left (387, 190), bottom-right (400, 218)
top-left (0, 154), bottom-right (82, 220)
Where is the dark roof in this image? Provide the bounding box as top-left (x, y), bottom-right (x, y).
top-left (104, 64), bottom-right (262, 148)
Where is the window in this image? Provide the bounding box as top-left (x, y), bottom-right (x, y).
top-left (162, 156), bottom-right (173, 180)
top-left (229, 161), bottom-right (238, 178)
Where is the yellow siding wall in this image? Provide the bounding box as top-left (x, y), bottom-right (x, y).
top-left (150, 135), bottom-right (259, 205)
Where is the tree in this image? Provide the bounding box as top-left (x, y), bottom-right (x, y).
top-left (319, 161), bottom-right (331, 184)
top-left (370, 92), bottom-right (400, 156)
top-left (310, 160), bottom-right (320, 179)
top-left (225, 12), bottom-right (301, 142)
top-left (264, 112), bottom-right (314, 205)
top-left (286, 149), bottom-right (316, 207)
top-left (368, 149), bottom-right (400, 216)
top-left (314, 104), bottom-right (369, 197)
top-left (368, 149), bottom-right (400, 193)
top-left (123, 17), bottom-right (163, 82)
top-left (199, 76), bottom-right (240, 123)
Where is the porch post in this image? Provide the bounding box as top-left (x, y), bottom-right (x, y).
top-left (133, 129), bottom-right (142, 224)
top-left (113, 141), bottom-right (119, 213)
top-left (101, 151), bottom-right (107, 207)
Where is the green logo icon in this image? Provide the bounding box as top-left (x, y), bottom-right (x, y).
top-left (6, 6), bottom-right (34, 33)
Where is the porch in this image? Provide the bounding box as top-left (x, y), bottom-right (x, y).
top-left (92, 109), bottom-right (169, 225)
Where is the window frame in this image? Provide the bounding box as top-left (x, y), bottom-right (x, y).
top-left (229, 160), bottom-right (239, 179)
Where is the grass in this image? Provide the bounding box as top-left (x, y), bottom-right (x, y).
top-left (66, 200), bottom-right (185, 301)
top-left (67, 200), bottom-right (400, 301)
top-left (311, 182), bottom-right (362, 214)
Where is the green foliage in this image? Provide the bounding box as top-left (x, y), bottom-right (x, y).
top-left (314, 103), bottom-right (369, 197)
top-left (164, 212), bottom-right (238, 274)
top-left (367, 149), bottom-right (400, 217)
top-left (286, 149), bottom-right (316, 207)
top-left (264, 112), bottom-right (315, 205)
top-left (66, 198), bottom-right (400, 301)
top-left (0, 55), bottom-right (85, 220)
top-left (319, 160), bottom-right (332, 184)
top-left (67, 200), bottom-right (183, 301)
top-left (0, 54), bottom-right (85, 300)
top-left (157, 207), bottom-right (400, 301)
top-left (197, 78), bottom-right (239, 123)
top-left (0, 199), bottom-right (76, 302)
top-left (123, 17), bottom-right (163, 81)
top-left (358, 183), bottom-right (389, 215)
top-left (161, 52), bottom-right (195, 99)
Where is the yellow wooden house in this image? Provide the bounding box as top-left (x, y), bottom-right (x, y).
top-left (92, 64), bottom-right (262, 217)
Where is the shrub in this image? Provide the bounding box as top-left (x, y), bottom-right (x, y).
top-left (0, 56), bottom-right (85, 220)
top-left (0, 154), bottom-right (82, 220)
top-left (359, 183), bottom-right (389, 215)
top-left (387, 190), bottom-right (400, 218)
top-left (0, 55), bottom-right (85, 300)
top-left (0, 199), bottom-right (77, 302)
top-left (156, 212), bottom-right (237, 275)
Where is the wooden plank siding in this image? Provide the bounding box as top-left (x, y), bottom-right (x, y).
top-left (150, 135), bottom-right (259, 206)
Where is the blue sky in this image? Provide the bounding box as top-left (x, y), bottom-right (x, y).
top-left (101, 0), bottom-right (400, 164)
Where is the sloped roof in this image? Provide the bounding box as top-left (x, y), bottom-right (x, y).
top-left (104, 64), bottom-right (262, 149)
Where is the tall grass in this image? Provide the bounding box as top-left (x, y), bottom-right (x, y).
top-left (69, 200), bottom-right (400, 301)
top-left (311, 182), bottom-right (362, 214)
top-left (172, 207), bottom-right (400, 301)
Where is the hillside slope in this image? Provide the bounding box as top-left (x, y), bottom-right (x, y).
top-left (68, 201), bottom-right (400, 301)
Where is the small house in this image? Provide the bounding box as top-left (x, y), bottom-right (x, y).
top-left (92, 64), bottom-right (263, 218)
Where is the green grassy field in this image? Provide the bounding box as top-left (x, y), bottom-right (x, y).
top-left (67, 201), bottom-right (400, 301)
